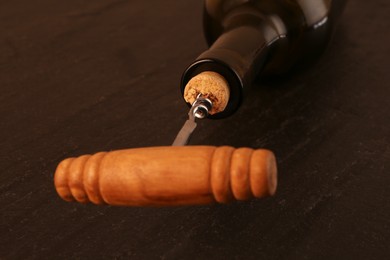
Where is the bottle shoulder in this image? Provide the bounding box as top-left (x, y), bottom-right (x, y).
top-left (204, 0), bottom-right (342, 28)
top-left (203, 0), bottom-right (346, 75)
top-left (203, 0), bottom-right (345, 41)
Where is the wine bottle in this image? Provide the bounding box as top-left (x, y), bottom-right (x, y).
top-left (180, 0), bottom-right (347, 118)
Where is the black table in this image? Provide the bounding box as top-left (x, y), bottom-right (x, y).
top-left (1, 1), bottom-right (389, 259)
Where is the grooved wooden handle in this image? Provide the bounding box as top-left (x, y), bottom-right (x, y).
top-left (54, 146), bottom-right (277, 206)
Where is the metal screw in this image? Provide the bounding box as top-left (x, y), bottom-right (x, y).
top-left (191, 94), bottom-right (213, 119)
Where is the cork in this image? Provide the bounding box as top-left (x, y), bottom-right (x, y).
top-left (183, 71), bottom-right (230, 115)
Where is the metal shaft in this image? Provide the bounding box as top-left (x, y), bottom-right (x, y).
top-left (172, 95), bottom-right (213, 146)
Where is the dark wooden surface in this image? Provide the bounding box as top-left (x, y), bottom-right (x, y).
top-left (1, 0), bottom-right (390, 259)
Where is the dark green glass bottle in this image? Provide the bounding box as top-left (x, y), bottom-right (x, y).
top-left (181, 0), bottom-right (347, 118)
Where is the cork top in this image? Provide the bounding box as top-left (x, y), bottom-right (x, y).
top-left (183, 71), bottom-right (230, 115)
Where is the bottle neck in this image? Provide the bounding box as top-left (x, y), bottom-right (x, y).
top-left (201, 25), bottom-right (270, 91)
top-left (182, 23), bottom-right (273, 118)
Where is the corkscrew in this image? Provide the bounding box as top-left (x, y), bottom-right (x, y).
top-left (54, 88), bottom-right (278, 206)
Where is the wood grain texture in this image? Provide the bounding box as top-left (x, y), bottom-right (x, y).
top-left (1, 0), bottom-right (390, 259)
top-left (54, 146), bottom-right (277, 206)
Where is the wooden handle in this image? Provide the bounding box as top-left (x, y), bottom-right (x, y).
top-left (54, 146), bottom-right (277, 206)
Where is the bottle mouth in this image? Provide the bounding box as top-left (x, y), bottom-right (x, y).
top-left (181, 59), bottom-right (243, 119)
